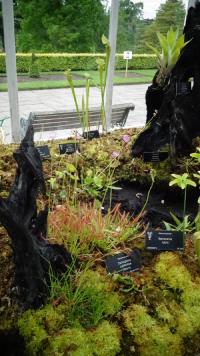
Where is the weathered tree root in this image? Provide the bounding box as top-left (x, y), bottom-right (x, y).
top-left (0, 125), bottom-right (72, 309)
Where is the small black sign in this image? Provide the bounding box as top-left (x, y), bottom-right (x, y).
top-left (59, 142), bottom-right (80, 155)
top-left (83, 130), bottom-right (100, 140)
top-left (145, 230), bottom-right (184, 251)
top-left (36, 145), bottom-right (50, 160)
top-left (143, 151), bottom-right (168, 163)
top-left (105, 249), bottom-right (142, 274)
top-left (176, 82), bottom-right (191, 96)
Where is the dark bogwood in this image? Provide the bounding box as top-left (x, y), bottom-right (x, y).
top-left (132, 2), bottom-right (200, 163)
top-left (0, 125), bottom-right (72, 309)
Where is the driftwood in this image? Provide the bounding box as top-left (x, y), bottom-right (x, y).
top-left (0, 126), bottom-right (72, 309)
top-left (132, 1), bottom-right (200, 163)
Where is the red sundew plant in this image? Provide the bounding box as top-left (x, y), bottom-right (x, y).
top-left (48, 203), bottom-right (142, 256)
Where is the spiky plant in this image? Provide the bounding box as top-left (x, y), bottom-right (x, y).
top-left (147, 28), bottom-right (191, 87)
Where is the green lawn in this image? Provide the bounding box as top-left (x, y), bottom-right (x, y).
top-left (0, 69), bottom-right (156, 92)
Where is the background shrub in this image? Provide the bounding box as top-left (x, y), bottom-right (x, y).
top-left (0, 53), bottom-right (157, 74)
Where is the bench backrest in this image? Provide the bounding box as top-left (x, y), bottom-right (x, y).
top-left (20, 103), bottom-right (135, 137)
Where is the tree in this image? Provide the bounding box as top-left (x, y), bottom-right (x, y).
top-left (137, 0), bottom-right (186, 53)
top-left (134, 19), bottom-right (153, 53)
top-left (16, 0), bottom-right (108, 52)
top-left (117, 0), bottom-right (143, 52)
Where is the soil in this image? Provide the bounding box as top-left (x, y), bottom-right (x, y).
top-left (0, 73), bottom-right (85, 83)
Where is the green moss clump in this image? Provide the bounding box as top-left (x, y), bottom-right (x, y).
top-left (123, 304), bottom-right (156, 343)
top-left (155, 252), bottom-right (200, 336)
top-left (155, 252), bottom-right (192, 290)
top-left (45, 327), bottom-right (92, 356)
top-left (18, 309), bottom-right (48, 356)
top-left (182, 288), bottom-right (200, 331)
top-left (123, 304), bottom-right (182, 356)
top-left (89, 321), bottom-right (121, 356)
top-left (19, 307), bottom-right (121, 356)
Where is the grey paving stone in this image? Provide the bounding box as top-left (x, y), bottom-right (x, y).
top-left (0, 84), bottom-right (148, 143)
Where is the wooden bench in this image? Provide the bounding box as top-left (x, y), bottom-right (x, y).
top-left (20, 103), bottom-right (135, 138)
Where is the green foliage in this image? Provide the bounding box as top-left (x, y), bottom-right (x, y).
top-left (117, 0), bottom-right (143, 52)
top-left (48, 268), bottom-right (122, 328)
top-left (16, 0), bottom-right (108, 53)
top-left (147, 28), bottom-right (190, 86)
top-left (168, 173), bottom-right (196, 228)
top-left (169, 173), bottom-right (196, 190)
top-left (136, 0), bottom-right (185, 54)
top-left (29, 53), bottom-right (40, 78)
top-left (163, 212), bottom-right (195, 233)
top-left (0, 53), bottom-right (157, 74)
top-left (191, 147), bottom-right (200, 162)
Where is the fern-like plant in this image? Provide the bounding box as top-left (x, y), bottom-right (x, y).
top-left (147, 28), bottom-right (191, 87)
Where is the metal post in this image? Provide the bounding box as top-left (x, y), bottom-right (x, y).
top-left (2, 0), bottom-right (20, 142)
top-left (105, 0), bottom-right (119, 132)
top-left (125, 59), bottom-right (128, 78)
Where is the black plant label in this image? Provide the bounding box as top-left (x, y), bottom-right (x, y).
top-left (143, 151), bottom-right (168, 163)
top-left (176, 82), bottom-right (191, 96)
top-left (36, 145), bottom-right (51, 160)
top-left (59, 142), bottom-right (80, 155)
top-left (145, 230), bottom-right (184, 251)
top-left (83, 130), bottom-right (100, 140)
top-left (105, 249), bottom-right (142, 273)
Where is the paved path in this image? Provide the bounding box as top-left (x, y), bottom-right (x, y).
top-left (0, 84), bottom-right (148, 142)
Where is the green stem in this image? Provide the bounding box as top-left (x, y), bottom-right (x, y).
top-left (139, 176), bottom-right (155, 217)
top-left (183, 187), bottom-right (187, 219)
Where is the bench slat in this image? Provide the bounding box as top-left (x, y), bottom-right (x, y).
top-left (20, 103), bottom-right (135, 136)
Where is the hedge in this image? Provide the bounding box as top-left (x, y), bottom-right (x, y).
top-left (0, 53), bottom-right (157, 74)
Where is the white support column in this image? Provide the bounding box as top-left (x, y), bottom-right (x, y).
top-left (2, 0), bottom-right (20, 142)
top-left (105, 0), bottom-right (119, 132)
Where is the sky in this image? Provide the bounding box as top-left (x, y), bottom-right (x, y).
top-left (107, 0), bottom-right (189, 19)
top-left (133, 0), bottom-right (188, 19)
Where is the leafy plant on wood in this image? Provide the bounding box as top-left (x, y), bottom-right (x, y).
top-left (146, 28), bottom-right (190, 86)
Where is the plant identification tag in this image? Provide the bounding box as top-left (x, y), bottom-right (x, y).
top-left (59, 142), bottom-right (80, 155)
top-left (145, 230), bottom-right (184, 251)
top-left (176, 82), bottom-right (191, 96)
top-left (105, 249), bottom-right (142, 273)
top-left (36, 145), bottom-right (51, 160)
top-left (143, 151), bottom-right (168, 163)
top-left (83, 130), bottom-right (100, 140)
